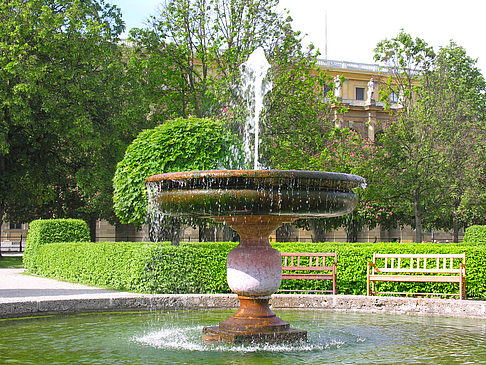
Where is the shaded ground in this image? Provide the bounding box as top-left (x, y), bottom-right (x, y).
top-left (0, 255), bottom-right (23, 268)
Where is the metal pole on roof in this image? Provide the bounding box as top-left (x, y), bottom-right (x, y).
top-left (324, 9), bottom-right (328, 60)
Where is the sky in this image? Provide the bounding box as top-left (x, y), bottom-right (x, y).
top-left (110, 0), bottom-right (486, 74)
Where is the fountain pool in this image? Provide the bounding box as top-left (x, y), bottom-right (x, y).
top-left (2, 309), bottom-right (486, 364)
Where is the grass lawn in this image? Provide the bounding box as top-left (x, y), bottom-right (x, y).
top-left (0, 256), bottom-right (23, 268)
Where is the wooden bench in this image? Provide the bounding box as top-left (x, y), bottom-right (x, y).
top-left (367, 253), bottom-right (466, 299)
top-left (279, 252), bottom-right (337, 294)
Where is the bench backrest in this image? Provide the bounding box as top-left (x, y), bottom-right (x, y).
top-left (282, 252), bottom-right (337, 272)
top-left (372, 253), bottom-right (465, 274)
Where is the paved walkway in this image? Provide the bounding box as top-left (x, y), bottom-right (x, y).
top-left (1, 267), bottom-right (486, 320)
top-left (0, 268), bottom-right (138, 303)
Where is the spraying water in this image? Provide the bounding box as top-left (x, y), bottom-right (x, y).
top-left (240, 47), bottom-right (272, 170)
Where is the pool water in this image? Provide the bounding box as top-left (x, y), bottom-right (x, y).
top-left (1, 309), bottom-right (485, 364)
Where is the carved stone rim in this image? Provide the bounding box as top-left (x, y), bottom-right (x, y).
top-left (146, 169), bottom-right (365, 191)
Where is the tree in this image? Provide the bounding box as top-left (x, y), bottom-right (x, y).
top-left (128, 0), bottom-right (294, 121)
top-left (373, 30), bottom-right (439, 242)
top-left (128, 0), bottom-right (335, 169)
top-left (112, 117), bottom-right (243, 244)
top-left (305, 128), bottom-right (399, 242)
top-left (420, 42), bottom-right (486, 241)
top-left (0, 0), bottom-right (150, 243)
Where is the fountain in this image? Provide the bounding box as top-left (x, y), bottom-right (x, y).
top-left (146, 170), bottom-right (364, 344)
top-left (145, 47), bottom-right (365, 343)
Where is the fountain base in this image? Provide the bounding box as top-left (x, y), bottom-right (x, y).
top-left (201, 296), bottom-right (307, 344)
top-left (202, 326), bottom-right (307, 344)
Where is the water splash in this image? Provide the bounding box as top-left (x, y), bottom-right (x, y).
top-left (240, 47), bottom-right (272, 170)
top-left (133, 325), bottom-right (345, 352)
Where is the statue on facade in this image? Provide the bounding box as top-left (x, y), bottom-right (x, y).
top-left (367, 78), bottom-right (375, 104)
top-left (334, 75), bottom-right (342, 98)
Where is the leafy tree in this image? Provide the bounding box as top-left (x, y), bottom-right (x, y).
top-left (128, 0), bottom-right (293, 121)
top-left (128, 0), bottom-right (335, 169)
top-left (0, 0), bottom-right (150, 243)
top-left (373, 30), bottom-right (439, 242)
top-left (420, 42), bottom-right (486, 241)
top-left (112, 117), bottom-right (243, 244)
top-left (306, 128), bottom-right (398, 242)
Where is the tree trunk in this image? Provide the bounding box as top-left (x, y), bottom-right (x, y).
top-left (0, 155), bottom-right (4, 258)
top-left (309, 220), bottom-right (327, 243)
top-left (452, 202), bottom-right (460, 243)
top-left (414, 199), bottom-right (423, 243)
top-left (346, 214), bottom-right (359, 243)
top-left (0, 205), bottom-right (3, 259)
top-left (88, 215), bottom-right (97, 242)
top-left (170, 219), bottom-right (181, 246)
top-left (222, 224), bottom-right (238, 242)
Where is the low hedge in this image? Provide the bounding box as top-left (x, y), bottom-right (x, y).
top-left (24, 219), bottom-right (90, 272)
top-left (463, 225), bottom-right (486, 245)
top-left (26, 241), bottom-right (486, 299)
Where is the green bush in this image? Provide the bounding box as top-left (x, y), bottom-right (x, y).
top-left (463, 225), bottom-right (486, 245)
top-left (24, 219), bottom-right (90, 272)
top-left (29, 241), bottom-right (234, 293)
top-left (24, 240), bottom-right (486, 299)
top-left (112, 117), bottom-right (243, 226)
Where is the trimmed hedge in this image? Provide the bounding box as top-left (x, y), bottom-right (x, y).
top-left (24, 219), bottom-right (90, 272)
top-left (25, 241), bottom-right (486, 299)
top-left (463, 225), bottom-right (486, 245)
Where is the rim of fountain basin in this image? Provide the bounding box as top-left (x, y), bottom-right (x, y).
top-left (145, 169), bottom-right (366, 218)
top-left (2, 291), bottom-right (486, 320)
top-left (145, 170), bottom-right (366, 191)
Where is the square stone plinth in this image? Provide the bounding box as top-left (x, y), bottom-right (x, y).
top-left (202, 326), bottom-right (307, 344)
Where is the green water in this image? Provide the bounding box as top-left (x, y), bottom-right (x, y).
top-left (1, 309), bottom-right (485, 364)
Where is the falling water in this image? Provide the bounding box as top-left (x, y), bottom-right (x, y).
top-left (240, 47), bottom-right (272, 170)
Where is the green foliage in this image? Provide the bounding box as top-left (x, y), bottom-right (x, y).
top-left (372, 32), bottom-right (486, 242)
top-left (27, 241), bottom-right (234, 294)
top-left (0, 0), bottom-right (148, 229)
top-left (24, 218), bottom-right (90, 272)
top-left (25, 240), bottom-right (486, 299)
top-left (463, 225), bottom-right (486, 245)
top-left (113, 117), bottom-right (243, 226)
top-left (128, 0), bottom-right (293, 121)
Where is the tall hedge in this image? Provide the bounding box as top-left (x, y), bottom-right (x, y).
top-left (463, 225), bottom-right (486, 245)
top-left (24, 219), bottom-right (90, 272)
top-left (25, 241), bottom-right (486, 299)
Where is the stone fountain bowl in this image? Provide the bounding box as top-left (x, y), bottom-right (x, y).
top-left (145, 169), bottom-right (365, 218)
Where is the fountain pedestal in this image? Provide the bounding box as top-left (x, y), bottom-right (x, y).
top-left (202, 216), bottom-right (307, 344)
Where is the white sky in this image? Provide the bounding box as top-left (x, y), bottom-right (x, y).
top-left (111, 0), bottom-right (486, 74)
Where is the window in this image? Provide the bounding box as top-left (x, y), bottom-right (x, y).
top-left (390, 91), bottom-right (399, 103)
top-left (355, 87), bottom-right (364, 100)
top-left (9, 222), bottom-right (22, 230)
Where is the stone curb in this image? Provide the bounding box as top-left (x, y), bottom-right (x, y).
top-left (1, 293), bottom-right (486, 319)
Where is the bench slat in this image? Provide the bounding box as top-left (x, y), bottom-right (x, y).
top-left (369, 275), bottom-right (462, 283)
top-left (376, 268), bottom-right (462, 274)
top-left (282, 266), bottom-right (334, 271)
top-left (374, 253), bottom-right (465, 259)
top-left (282, 273), bottom-right (334, 280)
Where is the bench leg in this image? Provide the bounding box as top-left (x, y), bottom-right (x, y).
top-left (367, 267), bottom-right (370, 296)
